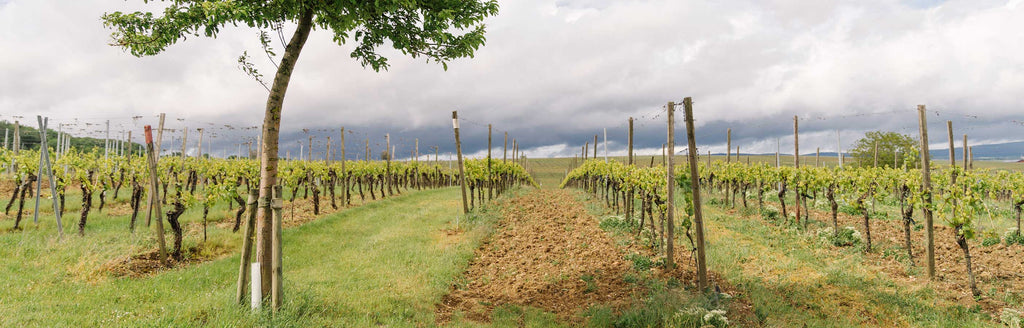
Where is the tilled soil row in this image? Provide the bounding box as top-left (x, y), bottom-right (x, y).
top-left (436, 189), bottom-right (640, 324)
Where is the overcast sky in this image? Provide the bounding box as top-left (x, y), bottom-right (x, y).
top-left (1, 0), bottom-right (1022, 159)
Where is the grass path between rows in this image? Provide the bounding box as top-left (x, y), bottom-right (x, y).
top-left (0, 187), bottom-right (498, 327)
top-left (700, 204), bottom-right (999, 327)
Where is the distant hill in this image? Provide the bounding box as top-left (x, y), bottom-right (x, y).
top-left (708, 141), bottom-right (1024, 161)
top-left (928, 140), bottom-right (1024, 161)
top-left (0, 120), bottom-right (141, 153)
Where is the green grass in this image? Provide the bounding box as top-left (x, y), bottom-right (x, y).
top-left (0, 187), bottom-right (502, 326)
top-left (699, 203), bottom-right (998, 327)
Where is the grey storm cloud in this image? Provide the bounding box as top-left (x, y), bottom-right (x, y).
top-left (2, 0), bottom-right (1023, 159)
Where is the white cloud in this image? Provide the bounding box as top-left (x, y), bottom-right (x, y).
top-left (0, 0), bottom-right (1021, 157)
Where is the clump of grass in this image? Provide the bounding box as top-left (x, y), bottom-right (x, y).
top-left (817, 226), bottom-right (862, 247)
top-left (665, 306), bottom-right (730, 328)
top-left (599, 215), bottom-right (635, 232)
top-left (760, 206), bottom-right (780, 223)
top-left (1005, 229), bottom-right (1024, 246)
top-left (626, 253), bottom-right (654, 271)
top-left (982, 236), bottom-right (1002, 247)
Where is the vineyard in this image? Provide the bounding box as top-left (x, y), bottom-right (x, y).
top-left (563, 158), bottom-right (1024, 296)
top-left (3, 0), bottom-right (1021, 325)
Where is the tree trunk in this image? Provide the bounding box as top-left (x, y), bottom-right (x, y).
top-left (828, 185), bottom-right (838, 238)
top-left (955, 228), bottom-right (980, 296)
top-left (129, 181), bottom-right (142, 232)
top-left (6, 178), bottom-right (21, 215)
top-left (98, 189), bottom-right (107, 213)
top-left (858, 193), bottom-right (872, 252)
top-left (312, 181), bottom-right (321, 215)
top-left (166, 201), bottom-right (186, 261)
top-left (13, 175), bottom-right (35, 230)
top-left (1016, 201), bottom-right (1023, 236)
top-left (79, 171), bottom-right (94, 236)
top-left (232, 195), bottom-right (246, 232)
top-left (255, 8), bottom-right (315, 298)
top-left (902, 196), bottom-right (915, 263)
top-left (778, 181), bottom-right (788, 220)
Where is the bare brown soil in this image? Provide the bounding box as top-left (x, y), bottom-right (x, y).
top-left (102, 243), bottom-right (235, 278)
top-left (436, 189), bottom-right (642, 324)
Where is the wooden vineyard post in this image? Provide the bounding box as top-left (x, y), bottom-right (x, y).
top-left (364, 139), bottom-right (370, 163)
top-left (947, 121), bottom-right (956, 184)
top-left (12, 121), bottom-right (18, 175)
top-left (513, 139), bottom-right (518, 165)
top-left (918, 105), bottom-right (936, 280)
top-left (144, 125), bottom-right (168, 266)
top-left (236, 190), bottom-right (258, 305)
top-left (874, 142), bottom-right (879, 167)
top-left (487, 124), bottom-right (493, 201)
top-left (816, 147), bottom-right (820, 167)
top-left (969, 146), bottom-right (974, 170)
top-left (963, 134), bottom-right (968, 171)
top-left (127, 131), bottom-right (132, 163)
top-left (325, 137), bottom-right (331, 164)
top-left (583, 142), bottom-right (588, 161)
top-left (593, 134), bottom-right (598, 159)
top-left (453, 111), bottom-right (469, 214)
top-left (341, 127), bottom-right (349, 205)
top-left (836, 130), bottom-right (843, 168)
top-left (198, 128), bottom-right (206, 158)
top-left (682, 97), bottom-right (708, 290)
top-left (627, 117), bottom-right (634, 223)
top-left (181, 127), bottom-right (188, 158)
top-left (271, 185), bottom-right (284, 312)
top-left (385, 134), bottom-right (392, 195)
top-left (147, 113), bottom-right (165, 227)
top-left (726, 128), bottom-right (731, 163)
top-left (794, 116), bottom-right (802, 227)
top-left (665, 102), bottom-right (676, 270)
top-left (628, 118), bottom-right (635, 165)
top-left (503, 132), bottom-right (508, 163)
top-left (662, 143), bottom-right (666, 166)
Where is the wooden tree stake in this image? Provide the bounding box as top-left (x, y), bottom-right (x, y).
top-left (683, 97), bottom-right (708, 289)
top-left (666, 102), bottom-right (676, 270)
top-left (918, 105), bottom-right (936, 279)
top-left (144, 126), bottom-right (168, 266)
top-left (453, 111), bottom-right (469, 214)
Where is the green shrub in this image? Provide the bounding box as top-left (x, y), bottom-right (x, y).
top-left (818, 226), bottom-right (862, 247)
top-left (761, 206), bottom-right (781, 223)
top-left (1005, 229), bottom-right (1024, 246)
top-left (599, 215), bottom-right (634, 232)
top-left (626, 253), bottom-right (654, 271)
top-left (982, 236), bottom-right (1001, 247)
top-left (839, 204), bottom-right (861, 216)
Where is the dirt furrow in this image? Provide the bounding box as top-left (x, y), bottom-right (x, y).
top-left (436, 189), bottom-right (640, 324)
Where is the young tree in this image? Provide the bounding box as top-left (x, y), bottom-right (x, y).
top-left (103, 0), bottom-right (499, 301)
top-left (850, 131), bottom-right (918, 168)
